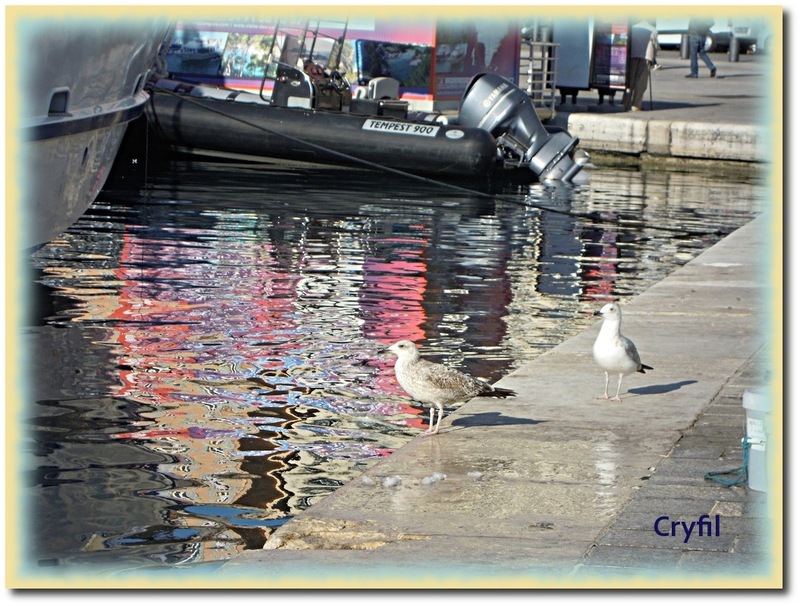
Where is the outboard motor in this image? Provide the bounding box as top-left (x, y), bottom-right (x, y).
top-left (458, 73), bottom-right (588, 182)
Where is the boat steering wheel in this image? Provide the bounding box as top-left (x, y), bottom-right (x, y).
top-left (329, 70), bottom-right (350, 93)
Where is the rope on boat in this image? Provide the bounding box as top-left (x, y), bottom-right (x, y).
top-left (148, 85), bottom-right (730, 238)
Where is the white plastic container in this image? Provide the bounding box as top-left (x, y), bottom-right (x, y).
top-left (742, 387), bottom-right (770, 492)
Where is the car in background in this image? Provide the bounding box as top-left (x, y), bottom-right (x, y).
top-left (656, 16), bottom-right (768, 54)
top-left (755, 25), bottom-right (775, 55)
top-left (728, 18), bottom-right (768, 53)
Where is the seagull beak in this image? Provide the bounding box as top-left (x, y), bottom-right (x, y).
top-left (593, 310), bottom-right (602, 316)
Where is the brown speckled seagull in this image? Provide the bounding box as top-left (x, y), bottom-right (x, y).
top-left (385, 340), bottom-right (517, 435)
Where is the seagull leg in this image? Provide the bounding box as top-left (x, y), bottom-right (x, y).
top-left (424, 407), bottom-right (436, 435)
top-left (598, 371), bottom-right (611, 400)
top-left (432, 405), bottom-right (443, 435)
top-left (424, 405), bottom-right (443, 435)
top-left (612, 374), bottom-right (623, 401)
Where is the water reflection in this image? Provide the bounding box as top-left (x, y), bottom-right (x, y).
top-left (22, 155), bottom-right (765, 569)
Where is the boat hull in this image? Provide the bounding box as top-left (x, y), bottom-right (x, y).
top-left (22, 126), bottom-right (127, 249)
top-left (16, 19), bottom-right (173, 249)
top-left (145, 88), bottom-right (500, 178)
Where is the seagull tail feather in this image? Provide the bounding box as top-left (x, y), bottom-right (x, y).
top-left (639, 364), bottom-right (654, 373)
top-left (489, 386), bottom-right (517, 398)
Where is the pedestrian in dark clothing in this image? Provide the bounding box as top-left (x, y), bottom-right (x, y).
top-left (625, 20), bottom-right (658, 111)
top-left (686, 17), bottom-right (717, 78)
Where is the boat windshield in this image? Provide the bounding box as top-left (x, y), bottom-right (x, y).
top-left (266, 19), bottom-right (348, 73)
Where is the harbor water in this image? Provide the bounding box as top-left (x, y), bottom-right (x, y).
top-left (20, 149), bottom-right (767, 574)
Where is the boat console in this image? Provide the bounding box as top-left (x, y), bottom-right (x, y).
top-left (269, 62), bottom-right (352, 111)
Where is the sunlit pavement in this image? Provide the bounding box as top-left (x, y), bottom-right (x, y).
top-left (552, 49), bottom-right (774, 164)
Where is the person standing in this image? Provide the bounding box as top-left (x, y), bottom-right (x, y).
top-left (686, 16), bottom-right (717, 78)
top-left (625, 20), bottom-right (658, 111)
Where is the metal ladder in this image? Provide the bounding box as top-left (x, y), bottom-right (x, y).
top-left (519, 23), bottom-right (559, 121)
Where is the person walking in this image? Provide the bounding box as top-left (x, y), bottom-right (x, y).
top-left (625, 20), bottom-right (658, 111)
top-left (686, 16), bottom-right (717, 78)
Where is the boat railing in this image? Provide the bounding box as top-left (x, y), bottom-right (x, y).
top-left (259, 18), bottom-right (350, 107)
top-left (263, 19), bottom-right (348, 74)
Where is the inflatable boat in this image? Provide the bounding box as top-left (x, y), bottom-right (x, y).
top-left (144, 65), bottom-right (589, 184)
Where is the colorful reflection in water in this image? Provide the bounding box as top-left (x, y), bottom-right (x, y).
top-left (21, 157), bottom-right (766, 570)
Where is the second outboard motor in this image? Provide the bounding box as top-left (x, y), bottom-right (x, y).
top-left (458, 73), bottom-right (587, 182)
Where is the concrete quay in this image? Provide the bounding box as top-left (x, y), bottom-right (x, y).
top-left (549, 49), bottom-right (775, 165)
top-left (219, 212), bottom-right (781, 589)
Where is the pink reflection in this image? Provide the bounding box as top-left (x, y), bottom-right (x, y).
top-left (106, 224), bottom-right (435, 454)
top-left (583, 217), bottom-right (621, 301)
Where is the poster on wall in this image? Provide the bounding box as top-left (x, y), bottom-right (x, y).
top-left (165, 19), bottom-right (437, 100)
top-left (432, 20), bottom-right (520, 101)
top-left (590, 19), bottom-right (629, 89)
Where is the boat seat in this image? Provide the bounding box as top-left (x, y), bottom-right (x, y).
top-left (367, 77), bottom-right (400, 100)
top-left (353, 77), bottom-right (401, 101)
top-left (270, 64), bottom-right (315, 109)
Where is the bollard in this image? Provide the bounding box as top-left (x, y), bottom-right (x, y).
top-left (680, 34), bottom-right (690, 60)
top-left (728, 36), bottom-right (741, 62)
top-left (742, 387), bottom-right (770, 491)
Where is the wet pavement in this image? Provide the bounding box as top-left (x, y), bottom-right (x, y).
top-left (576, 345), bottom-right (773, 579)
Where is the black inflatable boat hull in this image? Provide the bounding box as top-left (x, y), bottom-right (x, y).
top-left (145, 88), bottom-right (500, 177)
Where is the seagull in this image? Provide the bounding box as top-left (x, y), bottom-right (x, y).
top-left (592, 302), bottom-right (653, 401)
top-left (384, 340), bottom-right (516, 435)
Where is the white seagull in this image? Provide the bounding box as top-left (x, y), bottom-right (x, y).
top-left (385, 340), bottom-right (516, 435)
top-left (592, 303), bottom-right (653, 401)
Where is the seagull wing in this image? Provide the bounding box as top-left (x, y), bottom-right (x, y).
top-left (622, 335), bottom-right (649, 372)
top-left (413, 359), bottom-right (483, 403)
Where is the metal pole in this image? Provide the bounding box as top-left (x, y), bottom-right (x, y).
top-left (728, 35), bottom-right (740, 62)
top-left (680, 34), bottom-right (690, 59)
